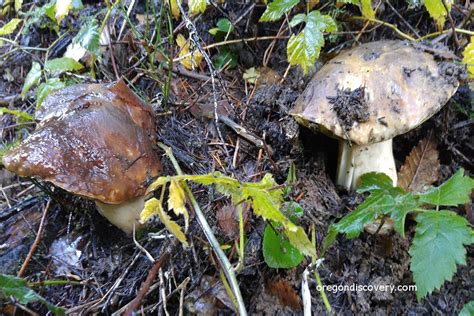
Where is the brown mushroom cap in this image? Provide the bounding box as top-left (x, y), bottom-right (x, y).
top-left (2, 80), bottom-right (161, 204)
top-left (291, 40), bottom-right (462, 145)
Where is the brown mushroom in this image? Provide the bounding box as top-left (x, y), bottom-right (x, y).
top-left (291, 40), bottom-right (463, 191)
top-left (2, 80), bottom-right (161, 233)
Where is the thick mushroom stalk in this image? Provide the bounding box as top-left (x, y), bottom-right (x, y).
top-left (336, 139), bottom-right (397, 191)
top-left (2, 81), bottom-right (161, 234)
top-left (95, 197), bottom-right (145, 233)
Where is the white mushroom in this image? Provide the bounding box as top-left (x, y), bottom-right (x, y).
top-left (292, 40), bottom-right (462, 190)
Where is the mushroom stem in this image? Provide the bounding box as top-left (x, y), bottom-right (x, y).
top-left (95, 196), bottom-right (145, 234)
top-left (336, 139), bottom-right (397, 191)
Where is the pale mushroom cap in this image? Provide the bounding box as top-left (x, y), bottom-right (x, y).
top-left (291, 40), bottom-right (462, 145)
top-left (2, 81), bottom-right (161, 204)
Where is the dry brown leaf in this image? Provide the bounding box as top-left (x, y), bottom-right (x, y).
top-left (398, 136), bottom-right (440, 192)
top-left (266, 278), bottom-right (301, 311)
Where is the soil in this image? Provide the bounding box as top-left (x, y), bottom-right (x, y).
top-left (0, 1), bottom-right (472, 315)
top-left (327, 87), bottom-right (370, 131)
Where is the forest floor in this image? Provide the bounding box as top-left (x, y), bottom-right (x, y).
top-left (0, 0), bottom-right (472, 314)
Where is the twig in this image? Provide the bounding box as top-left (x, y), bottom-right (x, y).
top-left (176, 2), bottom-right (231, 161)
top-left (350, 16), bottom-right (416, 41)
top-left (158, 143), bottom-right (248, 316)
top-left (385, 0), bottom-right (421, 38)
top-left (17, 199), bottom-right (51, 277)
top-left (123, 250), bottom-right (171, 316)
top-left (133, 224), bottom-right (155, 263)
top-left (173, 35), bottom-right (289, 63)
top-left (441, 0), bottom-right (460, 50)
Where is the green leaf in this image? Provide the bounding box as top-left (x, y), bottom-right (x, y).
top-left (73, 19), bottom-right (100, 55)
top-left (214, 48), bottom-right (238, 70)
top-left (322, 225), bottom-right (338, 255)
top-left (259, 0), bottom-right (299, 22)
top-left (333, 191), bottom-right (388, 238)
top-left (359, 0), bottom-right (375, 20)
top-left (0, 274), bottom-right (64, 315)
top-left (287, 10), bottom-right (336, 74)
top-left (459, 301), bottom-right (474, 316)
top-left (357, 172), bottom-right (398, 194)
top-left (36, 78), bottom-right (65, 107)
top-left (263, 224), bottom-right (304, 268)
top-left (0, 18), bottom-right (22, 36)
top-left (462, 37), bottom-right (474, 79)
top-left (44, 57), bottom-right (83, 74)
top-left (418, 169), bottom-right (474, 206)
top-left (21, 61), bottom-right (42, 98)
top-left (409, 211), bottom-right (473, 300)
top-left (188, 0), bottom-right (207, 14)
top-left (289, 13), bottom-right (306, 27)
top-left (216, 18), bottom-right (234, 33)
top-left (146, 172), bottom-right (316, 258)
top-left (422, 0), bottom-right (452, 29)
top-left (0, 108), bottom-right (34, 121)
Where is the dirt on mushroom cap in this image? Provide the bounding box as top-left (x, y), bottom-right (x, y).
top-left (2, 81), bottom-right (161, 204)
top-left (291, 40), bottom-right (464, 145)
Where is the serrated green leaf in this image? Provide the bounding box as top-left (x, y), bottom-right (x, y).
top-left (409, 211), bottom-right (472, 300)
top-left (0, 274), bottom-right (64, 315)
top-left (357, 172), bottom-right (397, 193)
top-left (141, 197), bottom-right (188, 247)
top-left (216, 18), bottom-right (234, 33)
top-left (188, 0), bottom-right (207, 14)
top-left (289, 13), bottom-right (306, 27)
top-left (73, 19), bottom-right (100, 55)
top-left (263, 224), bottom-right (304, 268)
top-left (459, 301), bottom-right (474, 316)
top-left (259, 0), bottom-right (299, 22)
top-left (146, 172), bottom-right (316, 258)
top-left (360, 0), bottom-right (375, 20)
top-left (287, 10), bottom-right (336, 74)
top-left (463, 37), bottom-right (474, 78)
top-left (21, 61), bottom-right (42, 98)
top-left (44, 57), bottom-right (83, 74)
top-left (36, 78), bottom-right (65, 107)
top-left (422, 0), bottom-right (452, 29)
top-left (338, 0), bottom-right (374, 19)
top-left (333, 191), bottom-right (387, 238)
top-left (15, 0), bottom-right (22, 11)
top-left (0, 18), bottom-right (22, 36)
top-left (418, 169), bottom-right (474, 206)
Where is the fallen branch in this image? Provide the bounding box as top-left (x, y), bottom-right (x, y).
top-left (17, 199), bottom-right (51, 277)
top-left (123, 250), bottom-right (171, 316)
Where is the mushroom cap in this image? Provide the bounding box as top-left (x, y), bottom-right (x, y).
top-left (291, 40), bottom-right (462, 145)
top-left (2, 80), bottom-right (161, 204)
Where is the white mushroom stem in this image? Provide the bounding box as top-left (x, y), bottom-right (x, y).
top-left (336, 139), bottom-right (397, 191)
top-left (95, 196), bottom-right (145, 234)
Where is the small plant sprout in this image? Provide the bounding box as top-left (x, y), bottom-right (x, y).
top-left (2, 81), bottom-right (162, 234)
top-left (291, 40), bottom-right (464, 191)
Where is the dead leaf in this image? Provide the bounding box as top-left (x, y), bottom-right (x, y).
top-left (266, 278), bottom-right (301, 311)
top-left (168, 180), bottom-right (189, 231)
top-left (216, 203), bottom-right (239, 238)
top-left (176, 34), bottom-right (203, 70)
top-left (398, 136), bottom-right (440, 192)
